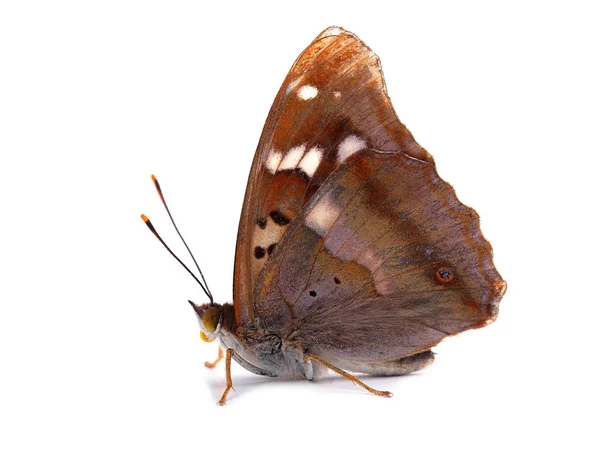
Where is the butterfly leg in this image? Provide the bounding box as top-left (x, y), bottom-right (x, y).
top-left (304, 354), bottom-right (392, 397)
top-left (217, 347), bottom-right (278, 405)
top-left (204, 346), bottom-right (224, 369)
top-left (217, 348), bottom-right (235, 406)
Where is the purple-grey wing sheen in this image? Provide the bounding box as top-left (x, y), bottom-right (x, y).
top-left (253, 149), bottom-right (506, 362)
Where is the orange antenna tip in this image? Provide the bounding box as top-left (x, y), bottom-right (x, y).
top-left (143, 173), bottom-right (213, 302)
top-left (151, 174), bottom-right (164, 201)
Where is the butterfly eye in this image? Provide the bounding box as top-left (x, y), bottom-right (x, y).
top-left (435, 267), bottom-right (455, 283)
top-left (202, 307), bottom-right (221, 333)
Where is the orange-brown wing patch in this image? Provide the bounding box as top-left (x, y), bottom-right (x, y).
top-left (234, 27), bottom-right (433, 325)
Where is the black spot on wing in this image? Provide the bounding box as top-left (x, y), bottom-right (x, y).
top-left (254, 246), bottom-right (266, 259)
top-left (270, 210), bottom-right (291, 226)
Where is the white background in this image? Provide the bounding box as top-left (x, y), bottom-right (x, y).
top-left (1, 1), bottom-right (599, 449)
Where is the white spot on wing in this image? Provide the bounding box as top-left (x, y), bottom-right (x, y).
top-left (286, 77), bottom-right (301, 95)
top-left (297, 85), bottom-right (319, 100)
top-left (265, 150), bottom-right (282, 174)
top-left (298, 146), bottom-right (323, 178)
top-left (306, 194), bottom-right (341, 236)
top-left (279, 144), bottom-right (306, 171)
top-left (337, 135), bottom-right (368, 163)
top-left (320, 27), bottom-right (344, 38)
top-left (333, 91), bottom-right (341, 98)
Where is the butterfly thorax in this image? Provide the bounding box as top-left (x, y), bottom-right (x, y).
top-left (198, 304), bottom-right (309, 379)
top-left (189, 301), bottom-right (308, 379)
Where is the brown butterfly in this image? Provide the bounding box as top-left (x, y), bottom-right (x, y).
top-left (142, 26), bottom-right (506, 405)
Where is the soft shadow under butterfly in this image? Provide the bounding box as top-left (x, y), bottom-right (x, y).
top-left (142, 27), bottom-right (506, 405)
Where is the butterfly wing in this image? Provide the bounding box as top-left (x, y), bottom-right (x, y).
top-left (253, 149), bottom-right (506, 362)
top-left (234, 27), bottom-right (431, 325)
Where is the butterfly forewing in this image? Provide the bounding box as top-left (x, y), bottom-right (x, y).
top-left (234, 27), bottom-right (432, 324)
top-left (253, 149), bottom-right (505, 362)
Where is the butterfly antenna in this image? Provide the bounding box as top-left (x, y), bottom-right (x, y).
top-left (141, 214), bottom-right (212, 300)
top-left (142, 175), bottom-right (213, 303)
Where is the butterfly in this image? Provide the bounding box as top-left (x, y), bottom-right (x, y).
top-left (142, 26), bottom-right (506, 405)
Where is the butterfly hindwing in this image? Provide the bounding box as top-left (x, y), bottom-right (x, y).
top-left (234, 27), bottom-right (432, 325)
top-left (253, 149), bottom-right (505, 362)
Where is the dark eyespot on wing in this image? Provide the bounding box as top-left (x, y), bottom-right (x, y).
top-left (257, 218), bottom-right (267, 229)
top-left (309, 290), bottom-right (317, 297)
top-left (254, 246), bottom-right (266, 259)
top-left (438, 269), bottom-right (452, 280)
top-left (270, 210), bottom-right (291, 226)
top-left (334, 276), bottom-right (341, 284)
top-left (435, 267), bottom-right (454, 283)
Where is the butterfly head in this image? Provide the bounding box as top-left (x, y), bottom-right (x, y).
top-left (188, 301), bottom-right (223, 343)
